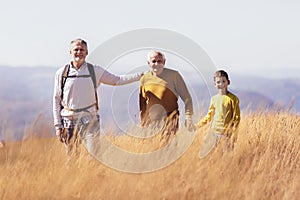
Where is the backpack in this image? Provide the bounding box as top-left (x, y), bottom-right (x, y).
top-left (60, 63), bottom-right (99, 112)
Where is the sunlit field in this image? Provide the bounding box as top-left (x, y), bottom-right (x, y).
top-left (0, 111), bottom-right (299, 200)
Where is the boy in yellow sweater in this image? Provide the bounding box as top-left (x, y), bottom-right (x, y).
top-left (197, 70), bottom-right (240, 158)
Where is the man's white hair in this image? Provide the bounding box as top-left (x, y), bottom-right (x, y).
top-left (147, 50), bottom-right (166, 61)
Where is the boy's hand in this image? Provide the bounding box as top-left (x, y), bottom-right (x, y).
top-left (195, 121), bottom-right (205, 129)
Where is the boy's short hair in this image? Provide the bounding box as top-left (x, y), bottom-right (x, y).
top-left (214, 70), bottom-right (229, 81)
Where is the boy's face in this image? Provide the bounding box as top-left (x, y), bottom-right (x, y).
top-left (214, 76), bottom-right (230, 92)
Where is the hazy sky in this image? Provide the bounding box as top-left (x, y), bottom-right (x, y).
top-left (1, 0), bottom-right (299, 78)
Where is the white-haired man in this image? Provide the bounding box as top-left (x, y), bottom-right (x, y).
top-left (139, 51), bottom-right (195, 139)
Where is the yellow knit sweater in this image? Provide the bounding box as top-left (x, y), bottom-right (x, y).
top-left (139, 68), bottom-right (193, 124)
top-left (197, 92), bottom-right (240, 138)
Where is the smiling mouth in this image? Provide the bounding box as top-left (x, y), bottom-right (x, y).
top-left (75, 55), bottom-right (84, 59)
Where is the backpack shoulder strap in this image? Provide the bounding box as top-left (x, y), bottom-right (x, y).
top-left (87, 63), bottom-right (97, 89)
top-left (60, 64), bottom-right (70, 100)
top-left (87, 63), bottom-right (99, 111)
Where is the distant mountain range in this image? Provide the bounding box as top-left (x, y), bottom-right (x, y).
top-left (0, 66), bottom-right (299, 139)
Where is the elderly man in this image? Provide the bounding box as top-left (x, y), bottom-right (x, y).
top-left (53, 38), bottom-right (143, 156)
top-left (139, 51), bottom-right (194, 138)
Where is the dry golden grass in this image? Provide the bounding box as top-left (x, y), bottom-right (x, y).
top-left (0, 111), bottom-right (299, 200)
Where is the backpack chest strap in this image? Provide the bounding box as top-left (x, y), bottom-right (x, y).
top-left (60, 63), bottom-right (99, 112)
top-left (65, 74), bottom-right (91, 78)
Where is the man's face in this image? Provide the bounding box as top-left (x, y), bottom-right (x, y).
top-left (147, 52), bottom-right (165, 75)
top-left (214, 76), bottom-right (229, 91)
top-left (70, 42), bottom-right (88, 64)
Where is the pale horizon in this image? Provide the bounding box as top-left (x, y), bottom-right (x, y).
top-left (1, 0), bottom-right (299, 79)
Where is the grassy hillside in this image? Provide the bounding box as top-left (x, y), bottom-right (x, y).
top-left (0, 111), bottom-right (299, 200)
